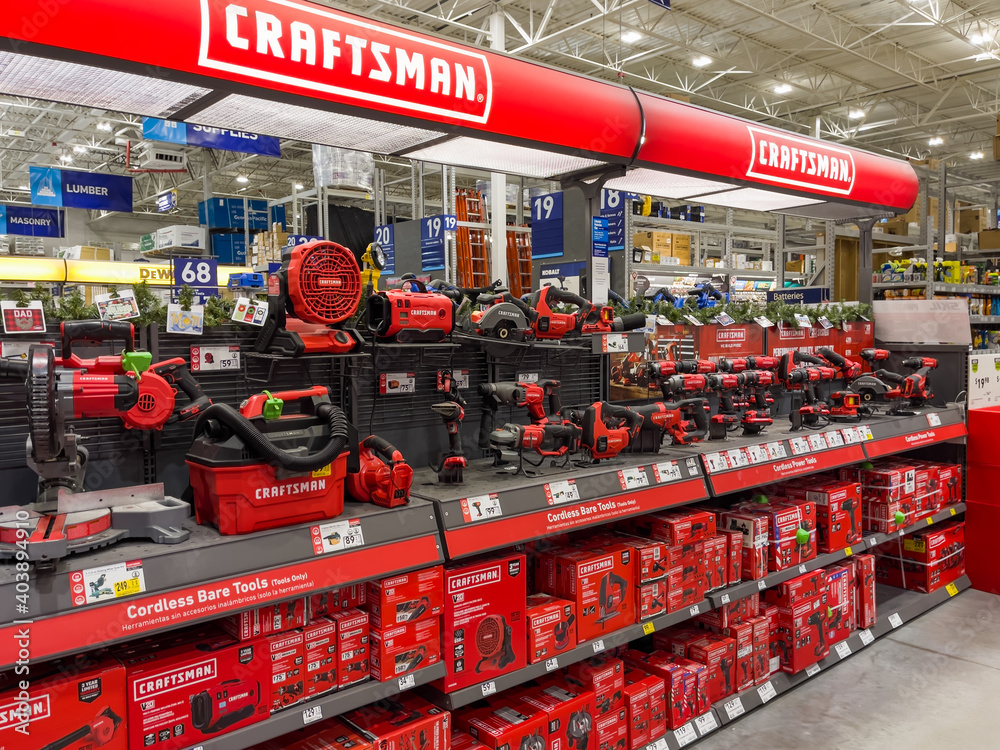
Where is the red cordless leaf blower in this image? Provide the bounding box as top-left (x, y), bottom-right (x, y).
top-left (347, 435), bottom-right (413, 508)
top-left (256, 240), bottom-right (364, 356)
top-left (40, 706), bottom-right (123, 750)
top-left (367, 278), bottom-right (456, 343)
top-left (529, 286), bottom-right (645, 339)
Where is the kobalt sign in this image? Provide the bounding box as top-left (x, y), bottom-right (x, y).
top-left (201, 0), bottom-right (493, 123)
top-left (747, 126), bottom-right (856, 196)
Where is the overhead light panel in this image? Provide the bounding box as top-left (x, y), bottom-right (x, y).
top-left (295, 183), bottom-right (304, 190)
top-left (774, 84), bottom-right (792, 94)
top-left (928, 136), bottom-right (944, 146)
top-left (975, 52), bottom-right (997, 61)
top-left (59, 154), bottom-right (72, 163)
top-left (96, 122), bottom-right (112, 132)
top-left (692, 56), bottom-right (712, 68)
top-left (604, 169), bottom-right (735, 200)
top-left (687, 187), bottom-right (822, 212)
top-left (621, 30), bottom-right (643, 44)
top-left (849, 109), bottom-right (866, 119)
top-left (971, 151), bottom-right (985, 160)
top-left (17, 185), bottom-right (27, 191)
top-left (403, 137), bottom-right (605, 179)
top-left (73, 145), bottom-right (87, 154)
top-left (236, 175), bottom-right (249, 184)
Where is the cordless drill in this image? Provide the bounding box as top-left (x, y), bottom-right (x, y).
top-left (719, 355), bottom-right (780, 374)
top-left (432, 370), bottom-right (467, 483)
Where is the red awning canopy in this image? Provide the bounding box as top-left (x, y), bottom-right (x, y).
top-left (0, 0), bottom-right (917, 218)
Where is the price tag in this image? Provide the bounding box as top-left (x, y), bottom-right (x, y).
top-left (950, 507), bottom-right (957, 516)
top-left (757, 681), bottom-right (777, 703)
top-left (805, 663), bottom-right (821, 677)
top-left (746, 444), bottom-right (767, 464)
top-left (694, 712), bottom-right (719, 734)
top-left (593, 640), bottom-right (606, 654)
top-left (190, 345), bottom-right (240, 373)
top-left (927, 412), bottom-right (942, 427)
top-left (859, 629), bottom-right (875, 646)
top-left (461, 494), bottom-right (502, 523)
top-left (398, 674), bottom-right (416, 690)
top-left (860, 425), bottom-right (874, 441)
top-left (674, 723), bottom-right (698, 747)
top-left (835, 642), bottom-right (852, 659)
top-left (715, 312), bottom-right (736, 326)
top-left (689, 604), bottom-right (701, 617)
top-left (807, 433), bottom-right (828, 451)
top-left (311, 519), bottom-right (364, 555)
top-left (794, 313), bottom-right (811, 328)
top-left (302, 706), bottom-right (323, 725)
top-left (798, 564), bottom-right (807, 574)
top-left (726, 449), bottom-right (749, 468)
top-left (754, 316), bottom-right (775, 328)
top-left (642, 622), bottom-right (655, 635)
top-left (789, 437), bottom-right (811, 456)
top-left (438, 369), bottom-right (470, 390)
top-left (841, 427), bottom-right (859, 444)
top-left (825, 430), bottom-right (845, 447)
top-left (927, 517), bottom-right (934, 526)
top-left (653, 461), bottom-right (683, 483)
top-left (818, 316), bottom-right (834, 329)
top-left (766, 441), bottom-right (788, 459)
top-left (723, 697), bottom-right (745, 720)
top-left (544, 480), bottom-right (581, 505)
top-left (946, 582), bottom-right (959, 597)
top-left (481, 681), bottom-right (497, 697)
top-left (888, 613), bottom-right (903, 629)
top-left (720, 594), bottom-right (731, 605)
top-left (649, 739), bottom-right (668, 750)
top-left (619, 467), bottom-right (650, 491)
top-left (71, 560), bottom-right (146, 607)
top-left (683, 314), bottom-right (703, 326)
top-left (517, 372), bottom-right (539, 383)
top-left (231, 296), bottom-right (268, 326)
top-left (704, 452), bottom-right (728, 474)
top-left (757, 580), bottom-right (767, 591)
top-left (844, 547), bottom-right (853, 557)
top-left (600, 333), bottom-right (627, 352)
top-left (545, 658), bottom-right (560, 672)
top-left (379, 372), bottom-right (416, 395)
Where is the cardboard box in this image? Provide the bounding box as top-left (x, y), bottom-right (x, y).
top-left (980, 229), bottom-right (1000, 251)
top-left (638, 580), bottom-right (667, 619)
top-left (122, 631), bottom-right (270, 750)
top-left (343, 694), bottom-right (449, 750)
top-left (765, 570), bottom-right (826, 607)
top-left (157, 225), bottom-right (206, 251)
top-left (0, 655), bottom-right (127, 750)
top-left (789, 479), bottom-right (862, 552)
top-left (621, 668), bottom-right (652, 750)
top-left (720, 511), bottom-right (769, 580)
top-left (671, 234), bottom-right (692, 265)
top-left (365, 566), bottom-right (444, 629)
top-left (555, 545), bottom-right (636, 642)
top-left (722, 621), bottom-right (755, 693)
top-left (607, 533), bottom-right (670, 584)
top-left (851, 554), bottom-right (877, 629)
top-left (721, 529), bottom-right (742, 586)
top-left (309, 584), bottom-right (366, 619)
top-left (221, 598), bottom-right (307, 641)
top-left (595, 707), bottom-right (628, 750)
top-left (265, 630), bottom-right (304, 711)
top-left (824, 564), bottom-right (855, 646)
top-left (873, 521), bottom-right (966, 593)
top-left (452, 731), bottom-right (491, 750)
top-left (702, 535), bottom-right (728, 591)
top-left (436, 553), bottom-right (527, 692)
top-left (246, 717), bottom-right (375, 750)
top-left (686, 635), bottom-right (737, 703)
top-left (369, 618), bottom-right (439, 682)
top-left (625, 668), bottom-right (665, 742)
top-left (526, 594), bottom-right (576, 663)
top-left (639, 509), bottom-right (716, 545)
top-left (329, 609), bottom-right (371, 688)
top-left (303, 617), bottom-right (339, 698)
top-left (458, 697), bottom-right (546, 750)
top-left (515, 683), bottom-right (595, 750)
top-left (748, 615), bottom-right (771, 685)
top-left (565, 656), bottom-right (625, 714)
top-left (621, 651), bottom-right (702, 731)
top-left (772, 595), bottom-right (828, 674)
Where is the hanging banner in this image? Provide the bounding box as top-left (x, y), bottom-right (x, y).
top-left (0, 205), bottom-right (64, 237)
top-left (30, 167), bottom-right (133, 212)
top-left (156, 189), bottom-right (178, 213)
top-left (600, 190), bottom-right (626, 252)
top-left (142, 117), bottom-right (282, 157)
top-left (592, 216), bottom-right (610, 305)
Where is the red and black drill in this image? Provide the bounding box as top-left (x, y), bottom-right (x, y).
top-left (431, 370), bottom-right (467, 483)
top-left (630, 399), bottom-right (710, 447)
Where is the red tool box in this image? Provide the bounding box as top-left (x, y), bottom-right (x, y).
top-left (526, 593), bottom-right (577, 662)
top-left (365, 566), bottom-right (444, 629)
top-left (594, 707), bottom-right (628, 750)
top-left (222, 597), bottom-right (307, 641)
top-left (722, 621), bottom-right (755, 693)
top-left (873, 521), bottom-right (966, 593)
top-left (370, 617), bottom-right (439, 682)
top-left (554, 545), bottom-right (636, 642)
top-left (824, 564), bottom-right (855, 646)
top-left (634, 509), bottom-right (717, 545)
top-left (452, 730), bottom-right (491, 750)
top-left (720, 511), bottom-right (768, 580)
top-left (343, 694), bottom-right (450, 750)
top-left (565, 656), bottom-right (625, 714)
top-left (765, 569), bottom-right (826, 607)
top-left (686, 635), bottom-right (737, 703)
top-left (787, 478), bottom-right (862, 552)
top-left (622, 667), bottom-right (665, 749)
top-left (458, 696), bottom-right (547, 750)
top-left (702, 535), bottom-right (728, 591)
top-left (329, 609), bottom-right (371, 687)
top-left (772, 595), bottom-right (828, 674)
top-left (309, 584), bottom-right (366, 618)
top-left (851, 553), bottom-right (877, 628)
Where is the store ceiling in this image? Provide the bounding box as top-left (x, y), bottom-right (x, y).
top-left (1, 0), bottom-right (998, 223)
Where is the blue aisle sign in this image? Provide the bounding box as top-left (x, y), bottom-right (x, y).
top-left (766, 287), bottom-right (830, 304)
top-left (592, 217), bottom-right (610, 257)
top-left (285, 235), bottom-right (325, 247)
top-left (649, 0), bottom-right (671, 8)
top-left (0, 205), bottom-right (64, 237)
top-left (420, 214), bottom-right (456, 272)
top-left (600, 190), bottom-right (626, 252)
top-left (173, 258), bottom-right (219, 302)
top-left (142, 118), bottom-right (282, 158)
top-left (373, 224), bottom-right (397, 276)
top-left (530, 192), bottom-right (564, 259)
top-left (157, 190), bottom-right (177, 213)
top-left (30, 167), bottom-right (133, 212)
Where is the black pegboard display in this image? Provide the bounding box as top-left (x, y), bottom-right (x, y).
top-left (490, 347), bottom-right (605, 412)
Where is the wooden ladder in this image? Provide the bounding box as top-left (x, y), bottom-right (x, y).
top-left (506, 227), bottom-right (533, 298)
top-left (455, 189), bottom-right (490, 288)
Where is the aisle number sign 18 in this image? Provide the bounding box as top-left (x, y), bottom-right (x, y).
top-left (173, 258), bottom-right (218, 302)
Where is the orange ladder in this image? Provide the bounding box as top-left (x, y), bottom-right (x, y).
top-left (455, 189), bottom-right (489, 288)
top-left (506, 228), bottom-right (532, 298)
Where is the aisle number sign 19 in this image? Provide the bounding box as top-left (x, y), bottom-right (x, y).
top-left (173, 258), bottom-right (218, 302)
top-left (531, 192), bottom-right (564, 259)
top-left (420, 214), bottom-right (456, 272)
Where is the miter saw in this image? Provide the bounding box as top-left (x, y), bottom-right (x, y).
top-left (0, 321), bottom-right (206, 568)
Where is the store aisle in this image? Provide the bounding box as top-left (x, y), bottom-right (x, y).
top-left (696, 589), bottom-right (1000, 749)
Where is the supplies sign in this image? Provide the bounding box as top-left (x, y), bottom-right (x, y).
top-left (71, 560), bottom-right (146, 607)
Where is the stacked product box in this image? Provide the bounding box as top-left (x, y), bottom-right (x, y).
top-left (456, 694), bottom-right (547, 750)
top-left (873, 521), bottom-right (966, 593)
top-left (510, 681), bottom-right (596, 750)
top-left (265, 629), bottom-right (305, 711)
top-left (621, 650), bottom-right (709, 729)
top-left (824, 564), bottom-right (855, 646)
top-left (851, 553), bottom-right (878, 628)
top-left (247, 717), bottom-right (374, 750)
top-left (622, 666), bottom-right (666, 750)
top-left (719, 509), bottom-right (769, 580)
top-left (343, 694), bottom-right (450, 750)
top-left (764, 569), bottom-right (829, 674)
top-left (525, 593), bottom-right (577, 663)
top-left (785, 478), bottom-right (862, 553)
top-left (366, 566), bottom-right (444, 682)
top-left (222, 597), bottom-right (307, 641)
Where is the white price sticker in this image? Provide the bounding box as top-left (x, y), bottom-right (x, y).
top-left (723, 697), bottom-right (745, 720)
top-left (860, 425), bottom-right (874, 441)
top-left (726, 449), bottom-right (749, 468)
top-left (789, 437), bottom-right (811, 456)
top-left (302, 706), bottom-right (323, 725)
top-left (798, 564), bottom-right (807, 574)
top-left (593, 640), bottom-right (606, 654)
top-left (398, 674), bottom-right (416, 690)
top-left (189, 345), bottom-right (240, 373)
top-left (379, 372), bottom-right (416, 395)
top-left (757, 580), bottom-right (767, 591)
top-left (481, 681), bottom-right (497, 696)
top-left (618, 467), bottom-right (650, 491)
top-left (888, 613), bottom-right (903, 629)
top-left (544, 480), bottom-right (581, 505)
top-left (71, 560), bottom-right (145, 607)
top-left (601, 333), bottom-right (627, 352)
top-left (461, 494), bottom-right (502, 523)
top-left (835, 642), bottom-right (852, 659)
top-left (757, 681), bottom-right (777, 703)
top-left (766, 441), bottom-right (788, 459)
top-left (859, 629), bottom-right (875, 646)
top-left (841, 427), bottom-right (859, 444)
top-left (720, 594), bottom-right (731, 605)
top-left (825, 430), bottom-right (845, 447)
top-left (695, 712), bottom-right (719, 734)
top-left (704, 452), bottom-right (728, 474)
top-left (653, 461), bottom-right (683, 483)
top-left (927, 412), bottom-right (942, 427)
top-left (689, 604), bottom-right (701, 617)
top-left (805, 663), bottom-right (821, 677)
top-left (674, 723), bottom-right (698, 747)
top-left (648, 739), bottom-right (668, 750)
top-left (312, 519), bottom-right (365, 555)
top-left (545, 658), bottom-right (559, 672)
top-left (807, 433), bottom-right (828, 451)
top-left (517, 372), bottom-right (539, 383)
top-left (746, 444), bottom-right (767, 464)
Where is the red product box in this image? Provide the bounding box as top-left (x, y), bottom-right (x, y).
top-left (566, 656), bottom-right (625, 713)
top-left (122, 631), bottom-right (269, 750)
top-left (621, 651), bottom-right (701, 730)
top-left (365, 566), bottom-right (444, 629)
top-left (638, 580), bottom-right (668, 619)
top-left (651, 627), bottom-right (704, 659)
top-left (309, 584), bottom-right (367, 618)
top-left (862, 498), bottom-right (911, 534)
top-left (458, 697), bottom-right (546, 750)
top-left (595, 707), bottom-right (628, 750)
top-left (721, 529), bottom-right (742, 585)
top-left (265, 630), bottom-right (304, 712)
top-left (453, 731), bottom-right (491, 750)
top-left (932, 462), bottom-right (963, 504)
top-left (621, 668), bottom-right (650, 750)
top-left (0, 655), bottom-right (126, 750)
top-left (748, 615), bottom-right (771, 685)
top-left (623, 667), bottom-right (665, 746)
top-left (720, 511), bottom-right (768, 580)
top-left (222, 598), bottom-right (307, 641)
top-left (556, 545), bottom-right (636, 642)
top-left (702, 535), bottom-right (728, 591)
top-left (329, 609), bottom-right (370, 688)
top-left (526, 594), bottom-right (576, 663)
top-left (851, 554), bottom-right (877, 628)
top-left (343, 694), bottom-right (449, 750)
top-left (514, 682), bottom-right (595, 750)
top-left (874, 521), bottom-right (966, 593)
top-left (302, 617), bottom-right (339, 698)
top-left (765, 569), bottom-right (826, 607)
top-left (722, 621), bottom-right (755, 693)
top-left (246, 717), bottom-right (375, 750)
top-left (436, 553), bottom-right (527, 692)
top-left (610, 533), bottom-right (672, 583)
top-left (824, 564), bottom-right (855, 646)
top-left (796, 479), bottom-right (862, 552)
top-left (686, 635), bottom-right (737, 704)
top-left (773, 595), bottom-right (828, 674)
top-left (843, 463), bottom-right (914, 502)
top-left (369, 617), bottom-right (439, 682)
top-left (639, 509), bottom-right (717, 545)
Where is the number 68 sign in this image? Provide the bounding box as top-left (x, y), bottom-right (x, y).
top-left (173, 258), bottom-right (219, 300)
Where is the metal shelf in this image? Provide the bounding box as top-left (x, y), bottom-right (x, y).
top-left (632, 215), bottom-right (777, 239)
top-left (970, 315), bottom-right (1000, 324)
top-left (936, 284), bottom-right (1000, 294)
top-left (873, 281), bottom-right (927, 289)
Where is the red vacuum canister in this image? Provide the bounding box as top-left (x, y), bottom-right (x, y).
top-left (186, 386), bottom-right (353, 534)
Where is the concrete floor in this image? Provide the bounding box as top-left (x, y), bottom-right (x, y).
top-left (696, 589), bottom-right (1000, 749)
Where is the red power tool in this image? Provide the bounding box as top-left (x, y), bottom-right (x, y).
top-left (631, 399), bottom-right (710, 447)
top-left (40, 706), bottom-right (122, 750)
top-left (562, 401), bottom-right (643, 462)
top-left (647, 359), bottom-right (717, 378)
top-left (478, 379), bottom-right (566, 442)
top-left (431, 369), bottom-right (467, 484)
top-left (719, 355), bottom-right (780, 373)
top-left (705, 372), bottom-right (744, 439)
top-left (738, 369), bottom-right (776, 434)
top-left (256, 239), bottom-right (363, 356)
top-left (779, 353), bottom-right (832, 430)
top-left (528, 286), bottom-right (646, 339)
top-left (346, 436), bottom-right (412, 507)
top-left (367, 279), bottom-right (456, 342)
top-left (190, 678), bottom-right (262, 735)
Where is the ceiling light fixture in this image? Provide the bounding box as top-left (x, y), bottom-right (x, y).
top-left (849, 109), bottom-right (866, 119)
top-left (928, 136), bottom-right (944, 146)
top-left (236, 175), bottom-right (249, 183)
top-left (294, 183), bottom-right (304, 190)
top-left (96, 122), bottom-right (112, 132)
top-left (774, 83), bottom-right (792, 94)
top-left (975, 52), bottom-right (996, 61)
top-left (621, 30), bottom-right (642, 44)
top-left (971, 151), bottom-right (985, 160)
top-left (17, 185), bottom-right (27, 190)
top-left (73, 145), bottom-right (87, 154)
top-left (692, 56), bottom-right (712, 68)
top-left (59, 154), bottom-right (72, 163)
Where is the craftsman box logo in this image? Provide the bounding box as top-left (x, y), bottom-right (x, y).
top-left (577, 556), bottom-right (614, 576)
top-left (716, 328), bottom-right (746, 342)
top-left (200, 0), bottom-right (493, 124)
top-left (0, 695), bottom-right (49, 730)
top-left (747, 126), bottom-right (855, 196)
top-left (133, 658), bottom-right (217, 701)
top-left (448, 565), bottom-right (501, 592)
